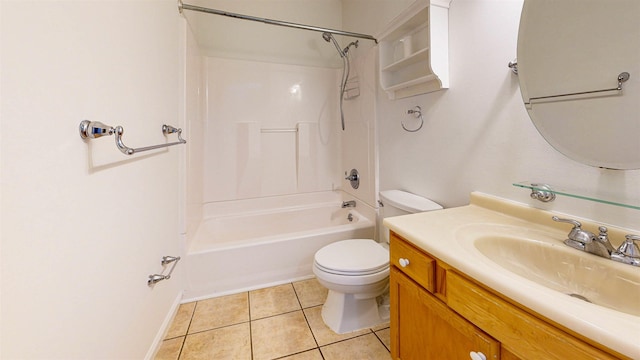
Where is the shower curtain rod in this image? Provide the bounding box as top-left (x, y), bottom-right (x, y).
top-left (178, 1), bottom-right (378, 43)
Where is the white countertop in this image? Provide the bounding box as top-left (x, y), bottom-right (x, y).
top-left (384, 192), bottom-right (640, 359)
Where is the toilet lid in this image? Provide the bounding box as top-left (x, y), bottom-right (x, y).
top-left (314, 239), bottom-right (389, 275)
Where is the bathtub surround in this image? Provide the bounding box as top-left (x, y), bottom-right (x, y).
top-left (185, 48), bottom-right (378, 299)
top-left (186, 0), bottom-right (383, 217)
top-left (202, 57), bottom-right (342, 203)
top-left (183, 0), bottom-right (382, 303)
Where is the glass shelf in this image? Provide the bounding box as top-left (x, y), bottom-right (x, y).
top-left (513, 182), bottom-right (640, 210)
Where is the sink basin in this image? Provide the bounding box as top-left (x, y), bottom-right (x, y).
top-left (474, 235), bottom-right (640, 317)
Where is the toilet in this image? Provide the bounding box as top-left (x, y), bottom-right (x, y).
top-left (313, 190), bottom-right (443, 333)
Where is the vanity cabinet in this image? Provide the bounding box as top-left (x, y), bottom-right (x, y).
top-left (391, 268), bottom-right (500, 359)
top-left (378, 0), bottom-right (450, 99)
top-left (389, 231), bottom-right (628, 360)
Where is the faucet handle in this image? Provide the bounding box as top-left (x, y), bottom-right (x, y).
top-left (598, 226), bottom-right (608, 237)
top-left (597, 226), bottom-right (610, 242)
top-left (552, 216), bottom-right (581, 228)
top-left (596, 226), bottom-right (616, 253)
top-left (616, 235), bottom-right (640, 258)
top-left (552, 216), bottom-right (595, 243)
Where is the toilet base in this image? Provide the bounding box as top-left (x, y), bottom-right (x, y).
top-left (320, 289), bottom-right (389, 334)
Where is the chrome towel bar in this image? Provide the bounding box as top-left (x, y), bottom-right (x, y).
top-left (148, 256), bottom-right (181, 286)
top-left (524, 72), bottom-right (630, 107)
top-left (79, 120), bottom-right (187, 155)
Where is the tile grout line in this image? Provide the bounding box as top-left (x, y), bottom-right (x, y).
top-left (176, 336), bottom-right (186, 360)
top-left (292, 281), bottom-right (326, 360)
top-left (324, 331), bottom-right (385, 348)
top-left (372, 328), bottom-right (391, 352)
top-left (247, 291), bottom-right (255, 360)
top-left (251, 308), bottom-right (306, 322)
top-left (178, 320), bottom-right (252, 336)
top-left (176, 302), bottom-right (198, 360)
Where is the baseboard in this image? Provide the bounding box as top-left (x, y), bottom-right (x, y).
top-left (144, 292), bottom-right (183, 360)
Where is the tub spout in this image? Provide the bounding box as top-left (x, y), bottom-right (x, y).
top-left (342, 200), bottom-right (356, 208)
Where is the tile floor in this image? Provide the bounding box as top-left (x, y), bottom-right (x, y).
top-left (155, 278), bottom-right (391, 360)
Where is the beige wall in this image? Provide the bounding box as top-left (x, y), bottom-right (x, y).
top-left (2, 0), bottom-right (637, 358)
top-left (1, 1), bottom-right (184, 358)
top-left (375, 0), bottom-right (639, 230)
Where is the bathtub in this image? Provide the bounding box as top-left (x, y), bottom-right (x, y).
top-left (183, 191), bottom-right (375, 301)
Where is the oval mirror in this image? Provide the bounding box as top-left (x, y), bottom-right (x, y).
top-left (517, 0), bottom-right (640, 169)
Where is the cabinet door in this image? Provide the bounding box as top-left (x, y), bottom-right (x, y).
top-left (390, 267), bottom-right (500, 360)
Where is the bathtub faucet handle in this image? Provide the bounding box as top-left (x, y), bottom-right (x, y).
top-left (345, 173), bottom-right (359, 181)
top-left (344, 169), bottom-right (360, 189)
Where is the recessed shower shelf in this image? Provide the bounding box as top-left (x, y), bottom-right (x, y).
top-left (514, 182), bottom-right (640, 210)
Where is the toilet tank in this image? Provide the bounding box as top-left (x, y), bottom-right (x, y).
top-left (379, 190), bottom-right (443, 217)
top-left (379, 190), bottom-right (443, 243)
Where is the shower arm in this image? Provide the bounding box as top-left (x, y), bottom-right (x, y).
top-left (325, 32), bottom-right (346, 57)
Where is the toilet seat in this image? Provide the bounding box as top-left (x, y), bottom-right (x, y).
top-left (314, 239), bottom-right (389, 276)
top-left (314, 262), bottom-right (388, 276)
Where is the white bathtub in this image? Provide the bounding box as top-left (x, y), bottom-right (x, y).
top-left (183, 191), bottom-right (375, 301)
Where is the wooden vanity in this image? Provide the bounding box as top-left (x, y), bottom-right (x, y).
top-left (389, 231), bottom-right (631, 360)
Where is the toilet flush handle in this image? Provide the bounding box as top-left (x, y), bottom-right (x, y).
top-left (399, 258), bottom-right (410, 267)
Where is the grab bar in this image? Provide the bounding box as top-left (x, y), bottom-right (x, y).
top-left (260, 128), bottom-right (298, 133)
top-left (79, 120), bottom-right (186, 155)
top-left (524, 72), bottom-right (630, 107)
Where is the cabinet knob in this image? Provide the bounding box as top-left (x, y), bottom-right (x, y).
top-left (470, 351), bottom-right (487, 360)
top-left (399, 258), bottom-right (410, 267)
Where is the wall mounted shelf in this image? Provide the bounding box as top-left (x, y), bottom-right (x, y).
top-left (514, 182), bottom-right (640, 210)
top-left (378, 0), bottom-right (451, 99)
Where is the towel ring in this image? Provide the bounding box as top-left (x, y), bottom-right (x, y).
top-left (402, 106), bottom-right (424, 132)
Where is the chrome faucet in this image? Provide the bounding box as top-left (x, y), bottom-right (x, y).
top-left (552, 216), bottom-right (640, 266)
top-left (596, 226), bottom-right (616, 254)
top-left (341, 200), bottom-right (356, 208)
top-left (611, 235), bottom-right (640, 266)
top-left (552, 216), bottom-right (613, 258)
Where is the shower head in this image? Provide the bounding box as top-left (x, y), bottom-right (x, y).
top-left (322, 32), bottom-right (345, 58)
top-left (343, 40), bottom-right (359, 55)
